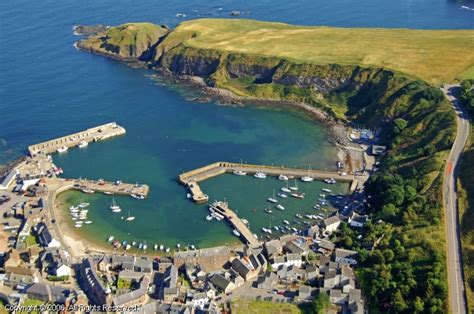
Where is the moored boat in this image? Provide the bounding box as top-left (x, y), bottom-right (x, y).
top-left (291, 192), bottom-right (305, 199)
top-left (254, 172), bottom-right (267, 179)
top-left (278, 174), bottom-right (288, 181)
top-left (78, 141), bottom-right (88, 148)
top-left (57, 146), bottom-right (68, 153)
top-left (232, 229), bottom-right (241, 237)
top-left (277, 192), bottom-right (288, 198)
top-left (276, 204), bottom-right (285, 210)
top-left (233, 170), bottom-right (247, 176)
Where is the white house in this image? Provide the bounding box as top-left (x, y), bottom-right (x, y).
top-left (334, 248), bottom-right (358, 265)
top-left (55, 264), bottom-right (72, 277)
top-left (323, 215), bottom-right (341, 233)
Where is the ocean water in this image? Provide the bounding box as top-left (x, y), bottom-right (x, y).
top-left (1, 0), bottom-right (472, 249)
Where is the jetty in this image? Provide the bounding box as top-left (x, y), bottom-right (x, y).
top-left (66, 178), bottom-right (149, 197)
top-left (179, 161), bottom-right (361, 203)
top-left (212, 201), bottom-right (259, 247)
top-left (28, 122), bottom-right (126, 156)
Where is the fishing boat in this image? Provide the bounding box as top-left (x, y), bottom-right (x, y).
top-left (267, 190), bottom-right (278, 203)
top-left (78, 141), bottom-right (88, 148)
top-left (107, 236), bottom-right (115, 242)
top-left (232, 229), bottom-right (241, 237)
top-left (291, 192), bottom-right (305, 199)
top-left (291, 227), bottom-right (298, 233)
top-left (289, 179), bottom-right (298, 191)
top-left (276, 204), bottom-right (285, 210)
top-left (57, 146), bottom-right (68, 153)
top-left (213, 212), bottom-right (224, 221)
top-left (283, 220), bottom-right (290, 225)
top-left (254, 172), bottom-right (267, 179)
top-left (82, 188), bottom-right (94, 194)
top-left (278, 174), bottom-right (288, 181)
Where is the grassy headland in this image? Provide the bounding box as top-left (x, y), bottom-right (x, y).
top-left (76, 20), bottom-right (474, 313)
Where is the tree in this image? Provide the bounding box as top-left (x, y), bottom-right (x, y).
top-left (312, 293), bottom-right (331, 314)
top-left (393, 118), bottom-right (408, 134)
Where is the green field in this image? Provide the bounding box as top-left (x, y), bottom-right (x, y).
top-left (172, 19), bottom-right (474, 84)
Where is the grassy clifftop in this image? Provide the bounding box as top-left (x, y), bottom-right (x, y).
top-left (173, 19), bottom-right (474, 84)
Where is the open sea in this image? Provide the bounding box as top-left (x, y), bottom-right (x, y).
top-left (1, 0), bottom-right (473, 250)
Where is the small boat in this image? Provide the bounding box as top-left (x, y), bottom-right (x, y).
top-left (233, 170), bottom-right (247, 176)
top-left (132, 241), bottom-right (137, 246)
top-left (241, 218), bottom-right (249, 225)
top-left (138, 243), bottom-right (143, 250)
top-left (85, 220), bottom-right (93, 224)
top-left (301, 176), bottom-right (314, 182)
top-left (278, 174), bottom-right (288, 181)
top-left (160, 244), bottom-right (164, 250)
top-left (107, 236), bottom-right (115, 242)
top-left (190, 244), bottom-right (196, 250)
top-left (277, 192), bottom-right (288, 198)
top-left (254, 172), bottom-right (267, 179)
top-left (78, 203), bottom-right (90, 208)
top-left (165, 247), bottom-right (170, 253)
top-left (291, 227), bottom-right (298, 232)
top-left (125, 211), bottom-right (135, 221)
top-left (273, 226), bottom-right (279, 231)
top-left (69, 206), bottom-right (78, 211)
top-left (186, 193), bottom-right (192, 199)
top-left (206, 214), bottom-right (213, 221)
top-left (320, 194), bottom-right (326, 198)
top-left (110, 198), bottom-right (121, 212)
top-left (232, 229), bottom-right (241, 237)
top-left (125, 244), bottom-right (131, 250)
top-left (276, 204), bottom-right (285, 210)
top-left (82, 188), bottom-right (95, 194)
top-left (289, 179), bottom-right (298, 191)
top-left (253, 234), bottom-right (259, 240)
top-left (77, 141), bottom-right (88, 148)
top-left (283, 220), bottom-right (290, 225)
top-left (143, 244), bottom-right (148, 250)
top-left (122, 240), bottom-right (128, 246)
top-left (57, 146), bottom-right (68, 153)
top-left (176, 243), bottom-right (181, 249)
top-left (295, 214), bottom-right (303, 219)
top-left (74, 223), bottom-right (82, 228)
top-left (267, 190), bottom-right (278, 203)
top-left (281, 187), bottom-right (291, 193)
top-left (291, 192), bottom-right (305, 199)
top-left (264, 208), bottom-right (273, 214)
top-left (71, 217), bottom-right (77, 221)
top-left (322, 188), bottom-right (332, 193)
top-left (103, 191), bottom-right (114, 195)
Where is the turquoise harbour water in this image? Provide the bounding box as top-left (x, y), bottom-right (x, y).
top-left (1, 0), bottom-right (473, 249)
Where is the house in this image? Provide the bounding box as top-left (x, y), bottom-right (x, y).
top-left (264, 239), bottom-right (283, 258)
top-left (210, 274), bottom-right (235, 294)
top-left (323, 215), bottom-right (341, 233)
top-left (227, 269), bottom-right (245, 288)
top-left (317, 240), bottom-right (336, 255)
top-left (174, 246), bottom-right (231, 272)
top-left (298, 285), bottom-right (313, 301)
top-left (134, 257), bottom-right (152, 273)
top-left (0, 169), bottom-right (18, 190)
top-left (55, 264), bottom-right (72, 277)
top-left (270, 256), bottom-right (286, 270)
top-left (26, 282), bottom-right (70, 303)
top-left (231, 257), bottom-right (258, 281)
top-left (255, 272), bottom-right (277, 290)
top-left (284, 240), bottom-right (310, 255)
top-left (111, 255), bottom-right (135, 271)
top-left (78, 258), bottom-right (111, 305)
top-left (285, 253), bottom-right (302, 267)
top-left (303, 225), bottom-right (320, 239)
top-left (35, 223), bottom-right (60, 248)
top-left (305, 264), bottom-right (319, 284)
top-left (348, 213), bottom-right (368, 228)
top-left (334, 249), bottom-right (358, 265)
top-left (5, 265), bottom-right (40, 286)
top-left (112, 276), bottom-right (150, 308)
top-left (163, 265), bottom-right (178, 302)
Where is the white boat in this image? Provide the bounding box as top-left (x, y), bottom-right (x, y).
top-left (125, 244), bottom-right (131, 250)
top-left (110, 197), bottom-right (121, 212)
top-left (241, 218), bottom-right (249, 225)
top-left (273, 226), bottom-right (280, 231)
top-left (254, 172), bottom-right (267, 179)
top-left (301, 176), bottom-right (314, 182)
top-left (69, 206), bottom-right (78, 211)
top-left (206, 214), bottom-right (213, 221)
top-left (264, 208), bottom-right (273, 214)
top-left (107, 236), bottom-right (114, 242)
top-left (278, 174), bottom-right (288, 181)
top-left (295, 214), bottom-right (303, 219)
top-left (277, 192), bottom-right (288, 198)
top-left (165, 247), bottom-right (170, 253)
top-left (78, 141), bottom-right (88, 148)
top-left (103, 191), bottom-right (114, 195)
top-left (233, 229), bottom-right (241, 237)
top-left (71, 217), bottom-right (78, 221)
top-left (289, 179), bottom-right (298, 191)
top-left (267, 190), bottom-right (278, 203)
top-left (143, 244), bottom-right (147, 250)
top-left (233, 170), bottom-right (247, 176)
top-left (190, 244), bottom-right (196, 250)
top-left (322, 188), bottom-right (332, 193)
top-left (57, 146), bottom-right (68, 153)
top-left (320, 194), bottom-right (326, 198)
top-left (74, 224), bottom-right (82, 228)
top-left (276, 204), bottom-right (285, 210)
top-left (283, 220), bottom-right (290, 225)
top-left (125, 211), bottom-right (135, 221)
top-left (186, 193), bottom-right (192, 199)
top-left (160, 244), bottom-right (164, 250)
top-left (291, 192), bottom-right (305, 199)
top-left (177, 243), bottom-right (181, 249)
top-left (253, 233), bottom-right (259, 240)
top-left (154, 244), bottom-right (158, 250)
top-left (85, 220), bottom-right (93, 224)
top-left (281, 187), bottom-right (291, 193)
top-left (70, 209), bottom-right (79, 213)
top-left (82, 188), bottom-right (94, 194)
top-left (291, 227), bottom-right (298, 233)
top-left (78, 203), bottom-right (90, 208)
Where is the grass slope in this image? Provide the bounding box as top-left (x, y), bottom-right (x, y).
top-left (174, 19), bottom-right (474, 84)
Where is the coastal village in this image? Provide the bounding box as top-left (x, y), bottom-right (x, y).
top-left (0, 122), bottom-right (383, 313)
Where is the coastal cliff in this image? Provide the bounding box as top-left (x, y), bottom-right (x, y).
top-left (77, 20), bottom-right (470, 312)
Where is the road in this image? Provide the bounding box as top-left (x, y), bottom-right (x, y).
top-left (442, 84), bottom-right (470, 314)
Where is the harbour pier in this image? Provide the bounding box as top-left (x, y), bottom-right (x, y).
top-left (28, 122), bottom-right (126, 156)
top-left (212, 201), bottom-right (260, 247)
top-left (179, 161), bottom-right (362, 203)
top-left (64, 178), bottom-right (149, 197)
